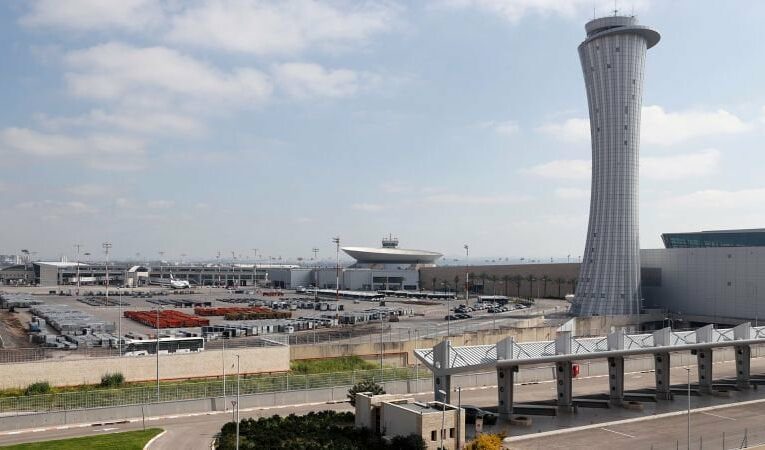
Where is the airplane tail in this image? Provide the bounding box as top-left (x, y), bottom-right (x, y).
top-left (169, 273), bottom-right (175, 281)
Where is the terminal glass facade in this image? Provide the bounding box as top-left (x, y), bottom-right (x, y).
top-left (662, 230), bottom-right (765, 248)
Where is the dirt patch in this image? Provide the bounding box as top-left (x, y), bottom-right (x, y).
top-left (0, 310), bottom-right (30, 348)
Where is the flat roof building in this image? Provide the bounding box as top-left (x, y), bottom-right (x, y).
top-left (662, 229), bottom-right (765, 248)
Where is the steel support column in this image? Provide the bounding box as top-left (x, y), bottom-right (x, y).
top-left (696, 348), bottom-right (713, 394)
top-left (497, 365), bottom-right (517, 420)
top-left (654, 352), bottom-right (672, 400)
top-left (735, 345), bottom-right (751, 389)
top-left (608, 356), bottom-right (625, 405)
top-left (556, 361), bottom-right (573, 409)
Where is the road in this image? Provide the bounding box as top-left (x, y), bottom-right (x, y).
top-left (2, 356), bottom-right (765, 449)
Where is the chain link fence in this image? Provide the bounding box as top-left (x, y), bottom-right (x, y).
top-left (0, 366), bottom-right (430, 416)
top-left (646, 426), bottom-right (765, 449)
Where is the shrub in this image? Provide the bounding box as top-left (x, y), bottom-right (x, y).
top-left (466, 433), bottom-right (505, 450)
top-left (100, 372), bottom-right (125, 388)
top-left (347, 380), bottom-right (385, 406)
top-left (291, 356), bottom-right (377, 374)
top-left (390, 434), bottom-right (427, 450)
top-left (24, 381), bottom-right (51, 396)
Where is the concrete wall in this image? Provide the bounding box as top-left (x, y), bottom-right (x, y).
top-left (0, 346), bottom-right (289, 389)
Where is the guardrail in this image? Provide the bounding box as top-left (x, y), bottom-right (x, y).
top-left (0, 366), bottom-right (430, 416)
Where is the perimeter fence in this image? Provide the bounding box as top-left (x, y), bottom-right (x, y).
top-left (0, 366), bottom-right (430, 416)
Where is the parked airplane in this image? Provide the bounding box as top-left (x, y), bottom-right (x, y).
top-left (168, 273), bottom-right (191, 289)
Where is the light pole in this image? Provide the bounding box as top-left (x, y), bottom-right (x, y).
top-left (236, 354), bottom-right (241, 450)
top-left (156, 305), bottom-right (163, 402)
top-left (685, 366), bottom-right (691, 449)
top-left (117, 287), bottom-right (122, 357)
top-left (332, 237), bottom-right (340, 311)
top-left (222, 335), bottom-right (227, 411)
top-left (102, 242), bottom-right (112, 306)
top-left (74, 243), bottom-right (82, 296)
top-left (158, 251), bottom-right (165, 284)
top-left (464, 244), bottom-right (469, 307)
top-left (438, 389), bottom-right (447, 450)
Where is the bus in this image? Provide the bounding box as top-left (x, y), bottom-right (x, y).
top-left (120, 336), bottom-right (204, 356)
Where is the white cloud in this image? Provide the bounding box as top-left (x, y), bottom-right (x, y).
top-left (537, 106), bottom-right (751, 146)
top-left (63, 43), bottom-right (273, 107)
top-left (554, 187), bottom-right (589, 199)
top-left (642, 149), bottom-right (720, 180)
top-left (480, 120), bottom-right (520, 137)
top-left (273, 63), bottom-right (375, 99)
top-left (423, 193), bottom-right (528, 205)
top-left (641, 106), bottom-right (751, 146)
top-left (147, 200), bottom-right (175, 209)
top-left (0, 127), bottom-right (146, 171)
top-left (14, 199), bottom-right (98, 216)
top-left (380, 180), bottom-right (411, 194)
top-left (523, 159), bottom-right (591, 180)
top-left (351, 203), bottom-right (385, 212)
top-left (38, 109), bottom-right (205, 136)
top-left (440, 0), bottom-right (649, 23)
top-left (65, 184), bottom-right (117, 197)
top-left (166, 0), bottom-right (398, 55)
top-left (535, 118), bottom-right (589, 142)
top-left (525, 149), bottom-right (720, 182)
top-left (659, 188), bottom-right (765, 210)
top-left (21, 0), bottom-right (164, 31)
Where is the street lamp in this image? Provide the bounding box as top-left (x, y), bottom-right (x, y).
top-left (464, 244), bottom-right (469, 306)
top-left (438, 389), bottom-right (447, 450)
top-left (74, 244), bottom-right (82, 296)
top-left (332, 237), bottom-right (340, 312)
top-left (685, 366), bottom-right (691, 449)
top-left (156, 305), bottom-right (163, 402)
top-left (102, 242), bottom-right (112, 306)
top-left (236, 354), bottom-right (241, 450)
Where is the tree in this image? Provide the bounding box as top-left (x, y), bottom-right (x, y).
top-left (489, 275), bottom-right (498, 295)
top-left (512, 275), bottom-right (523, 297)
top-left (540, 275), bottom-right (550, 298)
top-left (501, 275), bottom-right (511, 297)
top-left (390, 434), bottom-right (427, 450)
top-left (348, 380), bottom-right (385, 406)
top-left (555, 277), bottom-right (566, 298)
top-left (432, 277), bottom-right (437, 292)
top-left (526, 274), bottom-right (535, 299)
top-left (479, 273), bottom-right (488, 294)
top-left (466, 433), bottom-right (505, 450)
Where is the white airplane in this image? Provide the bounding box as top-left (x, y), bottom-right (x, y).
top-left (168, 273), bottom-right (191, 289)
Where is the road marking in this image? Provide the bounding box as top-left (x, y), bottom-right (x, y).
top-left (97, 427), bottom-right (119, 432)
top-left (600, 428), bottom-right (635, 438)
top-left (701, 411), bottom-right (735, 421)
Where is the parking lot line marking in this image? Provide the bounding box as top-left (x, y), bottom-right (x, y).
top-left (701, 411), bottom-right (735, 421)
top-left (600, 428), bottom-right (635, 438)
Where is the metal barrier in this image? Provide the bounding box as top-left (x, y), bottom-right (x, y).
top-left (0, 366), bottom-right (431, 415)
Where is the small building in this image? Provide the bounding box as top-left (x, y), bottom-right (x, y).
top-left (355, 393), bottom-right (465, 450)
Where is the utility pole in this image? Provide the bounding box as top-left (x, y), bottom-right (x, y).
top-left (312, 247), bottom-right (319, 301)
top-left (74, 244), bottom-right (82, 296)
top-left (158, 251), bottom-right (165, 284)
top-left (464, 244), bottom-right (470, 306)
top-left (236, 354), bottom-right (241, 450)
top-left (332, 237), bottom-right (340, 311)
top-left (251, 248), bottom-right (258, 286)
top-left (156, 305), bottom-right (163, 402)
top-left (102, 242), bottom-right (112, 306)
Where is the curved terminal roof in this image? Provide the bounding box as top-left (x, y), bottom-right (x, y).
top-left (341, 246), bottom-right (442, 264)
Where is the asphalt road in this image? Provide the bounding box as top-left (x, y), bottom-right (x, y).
top-left (3, 357), bottom-right (765, 449)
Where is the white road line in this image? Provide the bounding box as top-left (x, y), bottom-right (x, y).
top-left (701, 411), bottom-right (736, 421)
top-left (97, 427), bottom-right (119, 432)
top-left (600, 428), bottom-right (635, 438)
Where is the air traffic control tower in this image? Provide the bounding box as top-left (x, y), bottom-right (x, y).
top-left (572, 16), bottom-right (660, 317)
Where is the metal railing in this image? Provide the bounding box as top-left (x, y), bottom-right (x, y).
top-left (0, 366), bottom-right (431, 416)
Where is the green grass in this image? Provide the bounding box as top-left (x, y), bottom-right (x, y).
top-left (290, 356), bottom-right (378, 374)
top-left (0, 428), bottom-right (163, 450)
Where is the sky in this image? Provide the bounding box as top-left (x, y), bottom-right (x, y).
top-left (2, 0), bottom-right (765, 263)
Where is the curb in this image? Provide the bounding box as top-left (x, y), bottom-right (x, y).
top-left (143, 429), bottom-right (167, 450)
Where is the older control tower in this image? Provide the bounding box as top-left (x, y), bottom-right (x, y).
top-left (572, 16), bottom-right (660, 316)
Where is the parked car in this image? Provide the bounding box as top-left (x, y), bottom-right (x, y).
top-left (455, 313), bottom-right (471, 319)
top-left (462, 406), bottom-right (498, 425)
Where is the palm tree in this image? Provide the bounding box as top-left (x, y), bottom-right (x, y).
top-left (502, 275), bottom-right (511, 297)
top-left (526, 274), bottom-right (535, 299)
top-left (479, 273), bottom-right (488, 295)
top-left (555, 277), bottom-right (566, 298)
top-left (432, 277), bottom-right (437, 292)
top-left (568, 277), bottom-right (578, 292)
top-left (512, 275), bottom-right (523, 297)
top-left (541, 275), bottom-right (550, 298)
top-left (454, 275), bottom-right (460, 294)
top-left (469, 272), bottom-right (476, 294)
top-left (489, 275), bottom-right (498, 295)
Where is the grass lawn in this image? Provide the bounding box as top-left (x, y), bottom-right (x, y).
top-left (0, 428), bottom-right (163, 450)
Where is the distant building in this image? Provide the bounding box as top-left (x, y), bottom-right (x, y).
top-left (661, 229), bottom-right (765, 248)
top-left (355, 392), bottom-right (465, 450)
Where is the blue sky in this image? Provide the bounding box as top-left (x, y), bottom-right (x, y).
top-left (2, 0), bottom-right (765, 263)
